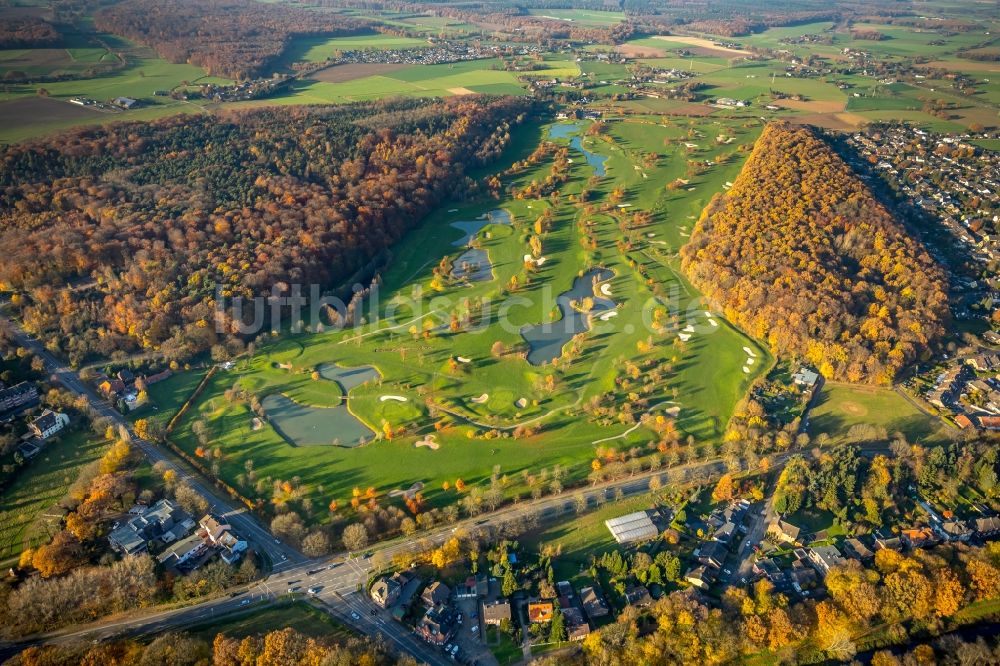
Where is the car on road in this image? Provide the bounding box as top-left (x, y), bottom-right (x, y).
top-left (471, 625), bottom-right (479, 634)
top-left (240, 598), bottom-right (251, 606)
top-left (274, 538), bottom-right (281, 544)
top-left (351, 611), bottom-right (361, 620)
top-left (723, 568), bottom-right (732, 575)
top-left (307, 586), bottom-right (321, 595)
top-left (287, 586), bottom-right (299, 593)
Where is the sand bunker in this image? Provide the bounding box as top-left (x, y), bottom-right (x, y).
top-left (448, 87), bottom-right (476, 95)
top-left (515, 397), bottom-right (528, 409)
top-left (678, 333), bottom-right (692, 342)
top-left (664, 405), bottom-right (681, 417)
top-left (471, 393), bottom-right (489, 404)
top-left (742, 346), bottom-right (757, 357)
top-left (415, 435), bottom-right (439, 450)
top-left (251, 417), bottom-right (263, 431)
top-left (599, 311), bottom-right (619, 321)
top-left (380, 395), bottom-right (408, 402)
top-left (389, 481), bottom-right (427, 498)
top-left (600, 283), bottom-right (612, 296)
top-left (456, 356), bottom-right (471, 363)
top-left (682, 325), bottom-right (695, 333)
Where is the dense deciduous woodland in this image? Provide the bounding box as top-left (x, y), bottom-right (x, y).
top-left (93, 0), bottom-right (370, 79)
top-left (0, 97), bottom-right (532, 365)
top-left (681, 123), bottom-right (949, 384)
top-left (0, 17), bottom-right (60, 48)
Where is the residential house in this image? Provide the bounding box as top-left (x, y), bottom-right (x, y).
top-left (697, 540), bottom-right (728, 569)
top-left (792, 368), bottom-right (820, 388)
top-left (98, 377), bottom-right (126, 398)
top-left (789, 560), bottom-right (818, 594)
top-left (200, 514), bottom-right (247, 564)
top-left (874, 534), bottom-right (902, 551)
top-left (0, 382), bottom-right (39, 418)
top-left (684, 565), bottom-right (717, 589)
top-left (416, 605), bottom-right (456, 645)
top-left (28, 410), bottom-right (70, 439)
top-left (157, 532), bottom-right (209, 569)
top-left (901, 527), bottom-right (938, 549)
top-left (580, 586), bottom-right (609, 621)
top-left (938, 520), bottom-right (974, 542)
top-left (842, 538), bottom-right (874, 561)
top-left (767, 519), bottom-right (802, 546)
top-left (807, 545), bottom-right (846, 577)
top-left (974, 516), bottom-right (1000, 537)
top-left (112, 96), bottom-right (138, 109)
top-left (753, 558), bottom-right (783, 582)
top-left (482, 600), bottom-right (512, 626)
top-left (624, 585), bottom-right (652, 608)
top-left (421, 581), bottom-right (451, 608)
top-left (528, 600), bottom-right (554, 623)
top-left (714, 521), bottom-right (737, 545)
top-left (108, 499), bottom-right (191, 555)
top-left (563, 607), bottom-right (591, 640)
top-left (371, 572), bottom-right (408, 608)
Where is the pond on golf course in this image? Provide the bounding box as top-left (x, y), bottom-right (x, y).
top-left (548, 123), bottom-right (607, 176)
top-left (521, 267), bottom-right (615, 366)
top-left (262, 363), bottom-right (380, 447)
top-left (449, 208), bottom-right (512, 282)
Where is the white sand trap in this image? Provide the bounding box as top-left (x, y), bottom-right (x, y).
top-left (380, 395), bottom-right (408, 402)
top-left (678, 179), bottom-right (690, 185)
top-left (678, 333), bottom-right (691, 342)
top-left (687, 215), bottom-right (695, 219)
top-left (708, 319), bottom-right (718, 327)
top-left (642, 173), bottom-right (648, 179)
top-left (650, 240), bottom-right (668, 245)
top-left (647, 233), bottom-right (656, 237)
top-left (415, 436), bottom-right (439, 450)
top-left (600, 284), bottom-right (612, 296)
top-left (599, 311), bottom-right (618, 321)
top-left (515, 398), bottom-right (527, 408)
top-left (523, 254), bottom-right (548, 266)
top-left (725, 181), bottom-right (733, 187)
top-left (456, 356), bottom-right (471, 363)
top-left (686, 188), bottom-right (696, 192)
top-left (742, 346), bottom-right (757, 357)
top-left (704, 310), bottom-right (713, 317)
top-left (742, 366), bottom-right (751, 373)
top-left (679, 232), bottom-right (690, 237)
top-left (617, 203), bottom-right (632, 208)
top-left (682, 325), bottom-right (695, 333)
top-left (251, 417), bottom-right (263, 431)
top-left (684, 143), bottom-right (698, 148)
top-left (746, 358), bottom-right (755, 365)
top-left (535, 256), bottom-right (547, 266)
top-left (664, 406), bottom-right (681, 417)
top-left (471, 393), bottom-right (489, 404)
top-left (567, 158), bottom-right (574, 163)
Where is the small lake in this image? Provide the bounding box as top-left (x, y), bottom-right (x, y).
top-left (261, 394), bottom-right (375, 447)
top-left (449, 208), bottom-right (511, 247)
top-left (318, 363), bottom-right (380, 393)
top-left (262, 363), bottom-right (380, 447)
top-left (521, 268), bottom-right (615, 366)
top-left (548, 123), bottom-right (608, 176)
top-left (451, 248), bottom-right (492, 282)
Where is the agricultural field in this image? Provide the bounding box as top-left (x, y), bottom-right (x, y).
top-left (807, 383), bottom-right (949, 445)
top-left (166, 115), bottom-right (769, 524)
top-left (279, 32), bottom-right (431, 65)
top-left (0, 429), bottom-right (110, 565)
top-left (525, 9), bottom-right (626, 26)
top-left (0, 36), bottom-right (230, 143)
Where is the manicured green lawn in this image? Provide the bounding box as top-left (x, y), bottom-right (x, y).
top-left (127, 368), bottom-right (208, 428)
top-left (808, 383), bottom-right (948, 445)
top-left (184, 600), bottom-right (355, 641)
top-left (0, 429), bottom-right (110, 563)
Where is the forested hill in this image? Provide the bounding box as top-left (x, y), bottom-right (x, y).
top-left (0, 97), bottom-right (532, 364)
top-left (681, 122), bottom-right (949, 385)
top-left (95, 0), bottom-right (370, 80)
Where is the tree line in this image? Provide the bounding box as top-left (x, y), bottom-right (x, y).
top-left (681, 122), bottom-right (949, 385)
